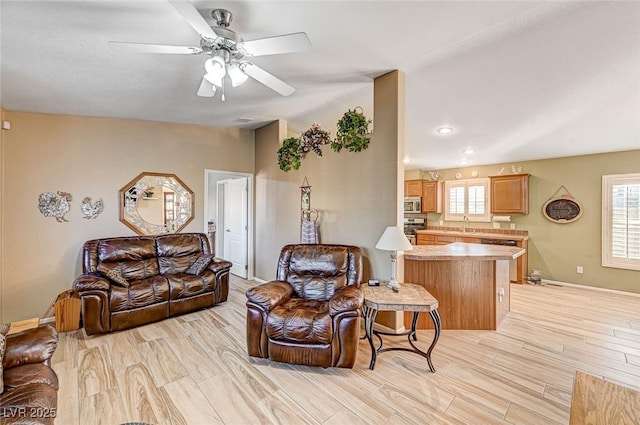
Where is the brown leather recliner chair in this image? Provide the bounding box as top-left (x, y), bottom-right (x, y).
top-left (1, 325), bottom-right (58, 425)
top-left (246, 244), bottom-right (363, 368)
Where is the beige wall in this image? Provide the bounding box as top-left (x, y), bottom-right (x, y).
top-left (253, 72), bottom-right (403, 289)
top-left (406, 149), bottom-right (640, 293)
top-left (0, 111), bottom-right (254, 322)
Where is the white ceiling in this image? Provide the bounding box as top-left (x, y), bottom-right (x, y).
top-left (1, 1), bottom-right (639, 170)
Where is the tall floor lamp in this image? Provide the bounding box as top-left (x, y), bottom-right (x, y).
top-left (375, 226), bottom-right (413, 291)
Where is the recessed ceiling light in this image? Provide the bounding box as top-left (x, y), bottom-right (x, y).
top-left (403, 157), bottom-right (410, 164)
top-left (462, 148), bottom-right (474, 155)
top-left (456, 159), bottom-right (471, 166)
top-left (436, 126), bottom-right (454, 135)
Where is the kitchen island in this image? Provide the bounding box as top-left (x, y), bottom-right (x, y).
top-left (403, 243), bottom-right (525, 330)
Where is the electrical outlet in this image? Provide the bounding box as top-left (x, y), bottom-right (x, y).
top-left (577, 266), bottom-right (583, 274)
top-left (439, 220), bottom-right (443, 225)
top-left (510, 223), bottom-right (516, 230)
top-left (493, 222), bottom-right (500, 229)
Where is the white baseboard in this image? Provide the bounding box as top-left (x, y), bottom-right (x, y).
top-left (540, 279), bottom-right (640, 298)
top-left (40, 316), bottom-right (55, 324)
top-left (253, 277), bottom-right (267, 284)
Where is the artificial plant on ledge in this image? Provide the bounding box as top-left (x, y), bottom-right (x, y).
top-left (277, 108), bottom-right (372, 172)
top-left (277, 136), bottom-right (302, 171)
top-left (331, 107), bottom-right (372, 153)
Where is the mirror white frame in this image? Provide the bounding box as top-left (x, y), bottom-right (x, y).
top-left (119, 172), bottom-right (194, 235)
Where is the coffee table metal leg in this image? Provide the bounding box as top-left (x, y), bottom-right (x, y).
top-left (363, 305), bottom-right (379, 370)
top-left (426, 309), bottom-right (441, 372)
top-left (410, 311), bottom-right (419, 341)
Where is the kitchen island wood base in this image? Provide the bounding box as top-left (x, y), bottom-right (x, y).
top-left (403, 243), bottom-right (524, 330)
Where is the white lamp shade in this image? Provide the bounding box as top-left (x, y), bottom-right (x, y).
top-left (228, 63), bottom-right (249, 87)
top-left (204, 56), bottom-right (226, 87)
top-left (375, 226), bottom-right (413, 252)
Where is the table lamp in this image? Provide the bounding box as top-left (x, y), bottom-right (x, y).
top-left (375, 226), bottom-right (413, 290)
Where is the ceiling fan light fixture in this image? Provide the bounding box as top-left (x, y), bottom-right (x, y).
top-left (228, 63), bottom-right (248, 87)
top-left (204, 56), bottom-right (226, 86)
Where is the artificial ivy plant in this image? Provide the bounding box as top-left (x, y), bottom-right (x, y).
top-left (277, 137), bottom-right (302, 172)
top-left (331, 107), bottom-right (372, 153)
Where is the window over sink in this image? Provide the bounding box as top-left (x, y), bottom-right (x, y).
top-left (444, 178), bottom-right (491, 222)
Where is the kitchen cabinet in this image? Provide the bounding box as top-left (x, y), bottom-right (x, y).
top-left (404, 180), bottom-right (423, 197)
top-left (490, 173), bottom-right (530, 214)
top-left (416, 234), bottom-right (435, 245)
top-left (421, 181), bottom-right (442, 213)
top-left (435, 235), bottom-right (456, 245)
top-left (457, 236), bottom-right (481, 244)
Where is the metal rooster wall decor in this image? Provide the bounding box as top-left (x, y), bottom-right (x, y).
top-left (38, 191), bottom-right (72, 222)
top-left (80, 197), bottom-right (104, 219)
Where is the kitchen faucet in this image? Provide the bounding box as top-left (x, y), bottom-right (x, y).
top-left (462, 215), bottom-right (469, 232)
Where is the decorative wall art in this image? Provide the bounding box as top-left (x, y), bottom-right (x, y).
top-left (38, 191), bottom-right (72, 222)
top-left (119, 172), bottom-right (194, 235)
top-left (543, 185), bottom-right (583, 223)
top-left (80, 197), bottom-right (104, 219)
top-left (300, 177), bottom-right (319, 244)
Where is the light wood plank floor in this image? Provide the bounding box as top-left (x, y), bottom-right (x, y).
top-left (52, 277), bottom-right (640, 425)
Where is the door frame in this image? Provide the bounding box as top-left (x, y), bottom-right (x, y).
top-left (204, 169), bottom-right (254, 280)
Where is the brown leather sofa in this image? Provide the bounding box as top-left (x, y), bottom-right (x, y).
top-left (74, 233), bottom-right (232, 335)
top-left (1, 325), bottom-right (58, 425)
top-left (246, 244), bottom-right (363, 368)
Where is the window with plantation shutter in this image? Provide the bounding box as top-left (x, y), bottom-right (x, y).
top-left (602, 173), bottom-right (640, 271)
top-left (444, 178), bottom-right (491, 222)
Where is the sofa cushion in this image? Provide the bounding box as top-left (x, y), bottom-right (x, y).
top-left (97, 238), bottom-right (159, 280)
top-left (98, 237), bottom-right (156, 262)
top-left (110, 276), bottom-right (170, 312)
top-left (166, 274), bottom-right (207, 300)
top-left (267, 298), bottom-right (332, 344)
top-left (0, 323), bottom-right (9, 394)
top-left (186, 254), bottom-right (215, 275)
top-left (3, 364), bottom-right (59, 390)
top-left (285, 246), bottom-right (349, 301)
top-left (97, 263), bottom-right (130, 288)
top-left (0, 383), bottom-right (57, 425)
top-left (157, 234), bottom-right (206, 275)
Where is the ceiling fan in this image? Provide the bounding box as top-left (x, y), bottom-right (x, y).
top-left (109, 1), bottom-right (311, 100)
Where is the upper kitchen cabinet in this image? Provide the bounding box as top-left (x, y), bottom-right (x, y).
top-left (422, 180), bottom-right (443, 213)
top-left (404, 180), bottom-right (423, 197)
top-left (490, 173), bottom-right (530, 214)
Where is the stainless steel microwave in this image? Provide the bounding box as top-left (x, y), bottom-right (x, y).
top-left (404, 197), bottom-right (421, 213)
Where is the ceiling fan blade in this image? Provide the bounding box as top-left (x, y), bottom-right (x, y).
top-left (242, 32), bottom-right (311, 57)
top-left (242, 63), bottom-right (295, 96)
top-left (109, 41), bottom-right (202, 55)
top-left (168, 0), bottom-right (218, 40)
top-left (197, 77), bottom-right (216, 97)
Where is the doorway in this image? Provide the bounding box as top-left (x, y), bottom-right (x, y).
top-left (204, 170), bottom-right (253, 279)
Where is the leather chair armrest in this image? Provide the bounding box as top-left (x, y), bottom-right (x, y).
top-left (208, 258), bottom-right (233, 274)
top-left (329, 285), bottom-right (364, 316)
top-left (74, 273), bottom-right (110, 292)
top-left (3, 324), bottom-right (58, 370)
top-left (246, 280), bottom-right (293, 312)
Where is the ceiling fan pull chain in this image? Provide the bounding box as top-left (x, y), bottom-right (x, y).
top-left (221, 77), bottom-right (226, 101)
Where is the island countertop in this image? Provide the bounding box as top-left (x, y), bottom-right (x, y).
top-left (404, 242), bottom-right (525, 261)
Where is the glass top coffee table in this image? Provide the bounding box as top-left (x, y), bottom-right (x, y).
top-left (362, 282), bottom-right (441, 371)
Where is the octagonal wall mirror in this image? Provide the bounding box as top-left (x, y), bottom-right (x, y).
top-left (119, 172), bottom-right (194, 235)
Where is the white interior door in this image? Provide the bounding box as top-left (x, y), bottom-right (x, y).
top-left (223, 178), bottom-right (248, 278)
